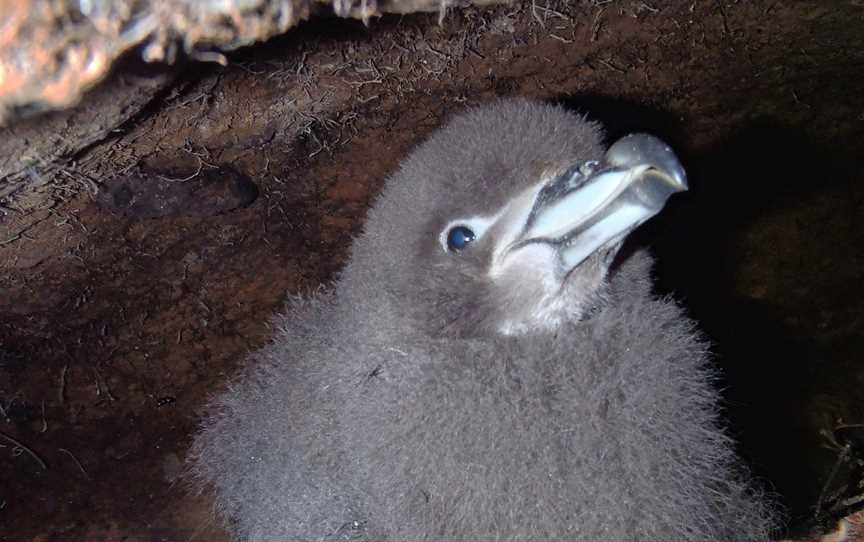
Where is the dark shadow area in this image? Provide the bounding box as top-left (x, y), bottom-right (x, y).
top-left (651, 121), bottom-right (863, 530)
top-left (557, 94), bottom-right (689, 151)
top-left (582, 98), bottom-right (863, 532)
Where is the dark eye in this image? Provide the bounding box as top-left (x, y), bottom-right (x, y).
top-left (446, 226), bottom-right (476, 252)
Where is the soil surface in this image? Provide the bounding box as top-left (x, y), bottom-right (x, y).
top-left (1, 1), bottom-right (863, 540)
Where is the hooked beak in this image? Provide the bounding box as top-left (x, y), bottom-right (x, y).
top-left (519, 134), bottom-right (687, 270)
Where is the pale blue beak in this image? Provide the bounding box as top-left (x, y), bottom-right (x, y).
top-left (521, 134), bottom-right (688, 269)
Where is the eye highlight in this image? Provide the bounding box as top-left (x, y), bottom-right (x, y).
top-left (439, 214), bottom-right (497, 252)
top-left (446, 226), bottom-right (476, 251)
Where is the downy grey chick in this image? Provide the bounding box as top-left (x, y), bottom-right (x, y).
top-left (189, 99), bottom-right (776, 542)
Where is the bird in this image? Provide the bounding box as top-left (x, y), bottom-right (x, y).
top-left (188, 98), bottom-right (777, 542)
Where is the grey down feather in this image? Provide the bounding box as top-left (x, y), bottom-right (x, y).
top-left (189, 99), bottom-right (776, 542)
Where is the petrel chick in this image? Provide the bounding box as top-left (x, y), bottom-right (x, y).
top-left (190, 99), bottom-right (776, 541)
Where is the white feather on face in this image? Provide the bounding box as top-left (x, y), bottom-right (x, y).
top-left (438, 177), bottom-right (618, 335)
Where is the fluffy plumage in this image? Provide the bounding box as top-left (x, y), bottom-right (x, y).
top-left (189, 99), bottom-right (776, 541)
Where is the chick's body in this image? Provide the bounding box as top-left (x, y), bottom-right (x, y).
top-left (190, 100), bottom-right (775, 542)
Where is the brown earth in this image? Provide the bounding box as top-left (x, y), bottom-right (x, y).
top-left (1, 1), bottom-right (863, 540)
